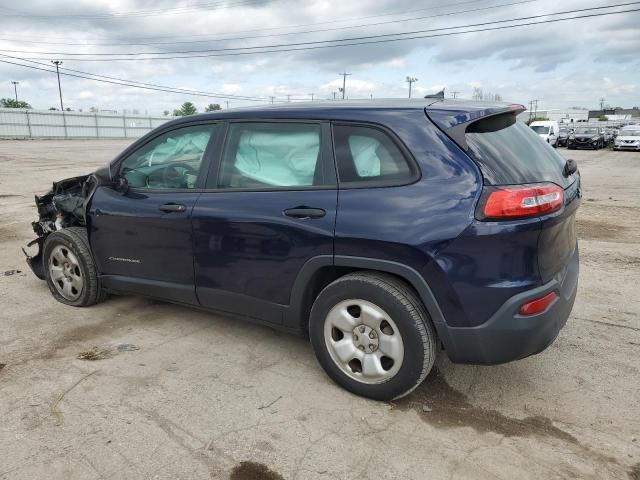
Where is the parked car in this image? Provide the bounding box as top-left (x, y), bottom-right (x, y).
top-left (567, 126), bottom-right (605, 149)
top-left (613, 127), bottom-right (640, 151)
top-left (530, 120), bottom-right (560, 147)
top-left (601, 128), bottom-right (615, 145)
top-left (557, 127), bottom-right (571, 147)
top-left (24, 100), bottom-right (581, 401)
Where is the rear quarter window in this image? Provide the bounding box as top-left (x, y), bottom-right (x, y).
top-left (332, 124), bottom-right (417, 186)
top-left (465, 113), bottom-right (568, 187)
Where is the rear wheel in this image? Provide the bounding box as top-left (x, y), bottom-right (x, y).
top-left (309, 272), bottom-right (436, 401)
top-left (43, 227), bottom-right (106, 307)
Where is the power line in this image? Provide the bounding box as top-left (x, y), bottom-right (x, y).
top-left (0, 0), bottom-right (537, 47)
top-left (0, 54), bottom-right (275, 102)
top-left (0, 0), bottom-right (505, 32)
top-left (0, 0), bottom-right (270, 19)
top-left (0, 57), bottom-right (272, 102)
top-left (6, 3), bottom-right (638, 61)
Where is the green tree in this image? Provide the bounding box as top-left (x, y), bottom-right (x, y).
top-left (205, 103), bottom-right (221, 112)
top-left (526, 116), bottom-right (549, 125)
top-left (163, 110), bottom-right (170, 116)
top-left (598, 115), bottom-right (608, 121)
top-left (173, 102), bottom-right (198, 116)
top-left (1, 98), bottom-right (32, 109)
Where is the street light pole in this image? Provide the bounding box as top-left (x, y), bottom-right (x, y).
top-left (406, 76), bottom-right (418, 99)
top-left (51, 60), bottom-right (64, 111)
top-left (11, 81), bottom-right (19, 102)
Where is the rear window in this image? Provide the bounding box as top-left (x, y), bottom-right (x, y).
top-left (465, 113), bottom-right (568, 186)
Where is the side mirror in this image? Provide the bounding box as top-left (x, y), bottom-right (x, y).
top-left (92, 164), bottom-right (112, 186)
top-left (563, 159), bottom-right (577, 177)
top-left (113, 176), bottom-right (129, 194)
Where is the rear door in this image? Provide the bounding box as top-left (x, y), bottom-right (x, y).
top-left (88, 123), bottom-right (218, 304)
top-left (192, 121), bottom-right (337, 324)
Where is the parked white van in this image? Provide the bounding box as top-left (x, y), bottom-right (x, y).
top-left (530, 120), bottom-right (560, 147)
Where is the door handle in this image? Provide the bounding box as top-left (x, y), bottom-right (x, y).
top-left (283, 207), bottom-right (326, 219)
top-left (159, 203), bottom-right (187, 213)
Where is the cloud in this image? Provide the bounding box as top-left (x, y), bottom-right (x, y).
top-left (221, 83), bottom-right (242, 94)
top-left (0, 0), bottom-right (636, 112)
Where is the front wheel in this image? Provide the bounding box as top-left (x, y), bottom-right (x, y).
top-left (43, 227), bottom-right (106, 307)
top-left (309, 272), bottom-right (437, 401)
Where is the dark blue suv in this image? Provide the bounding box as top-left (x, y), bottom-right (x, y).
top-left (25, 100), bottom-right (580, 400)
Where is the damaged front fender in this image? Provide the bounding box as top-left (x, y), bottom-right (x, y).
top-left (23, 166), bottom-right (111, 280)
top-left (23, 237), bottom-right (45, 280)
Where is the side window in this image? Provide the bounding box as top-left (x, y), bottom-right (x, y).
top-left (332, 124), bottom-right (415, 185)
top-left (219, 123), bottom-right (324, 189)
top-left (120, 125), bottom-right (214, 189)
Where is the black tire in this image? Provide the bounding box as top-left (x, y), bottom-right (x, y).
top-left (43, 227), bottom-right (107, 307)
top-left (309, 271), bottom-right (436, 401)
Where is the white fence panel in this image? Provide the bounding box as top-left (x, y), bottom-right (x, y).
top-left (0, 108), bottom-right (171, 139)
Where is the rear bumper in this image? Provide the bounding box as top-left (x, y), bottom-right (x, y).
top-left (440, 245), bottom-right (579, 364)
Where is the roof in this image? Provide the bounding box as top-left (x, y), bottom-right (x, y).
top-left (166, 98), bottom-right (523, 130)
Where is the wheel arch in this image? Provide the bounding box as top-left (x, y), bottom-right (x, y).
top-left (285, 255), bottom-right (454, 354)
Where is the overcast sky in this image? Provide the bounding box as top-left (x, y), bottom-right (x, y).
top-left (0, 0), bottom-right (638, 114)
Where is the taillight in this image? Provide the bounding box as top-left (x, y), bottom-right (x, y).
top-left (478, 183), bottom-right (563, 220)
top-left (518, 291), bottom-right (557, 316)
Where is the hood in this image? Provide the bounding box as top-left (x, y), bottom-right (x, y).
top-left (616, 135), bottom-right (640, 142)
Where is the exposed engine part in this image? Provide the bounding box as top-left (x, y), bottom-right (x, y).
top-left (55, 214), bottom-right (64, 231)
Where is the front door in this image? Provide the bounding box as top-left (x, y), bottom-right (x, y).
top-left (192, 121), bottom-right (337, 324)
top-left (88, 123), bottom-right (218, 304)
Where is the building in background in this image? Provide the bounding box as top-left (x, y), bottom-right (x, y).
top-left (588, 107), bottom-right (640, 122)
top-left (517, 108), bottom-right (589, 124)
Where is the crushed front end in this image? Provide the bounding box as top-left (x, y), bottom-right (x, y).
top-left (23, 175), bottom-right (95, 279)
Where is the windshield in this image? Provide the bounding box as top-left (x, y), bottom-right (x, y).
top-left (575, 127), bottom-right (598, 134)
top-left (465, 113), bottom-right (569, 187)
top-left (531, 125), bottom-right (550, 134)
top-left (621, 130), bottom-right (640, 137)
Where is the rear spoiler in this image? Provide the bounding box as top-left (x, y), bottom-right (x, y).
top-left (425, 103), bottom-right (525, 151)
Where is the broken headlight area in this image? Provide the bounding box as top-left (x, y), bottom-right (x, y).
top-left (23, 174), bottom-right (96, 279)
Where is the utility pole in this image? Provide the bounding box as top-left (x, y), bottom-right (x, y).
top-left (533, 99), bottom-right (538, 119)
top-left (332, 91), bottom-right (337, 100)
top-left (600, 98), bottom-right (606, 111)
top-left (528, 100), bottom-right (533, 122)
top-left (287, 94), bottom-right (291, 103)
top-left (309, 93), bottom-right (314, 101)
top-left (450, 91), bottom-right (460, 99)
top-left (11, 81), bottom-right (19, 102)
top-left (405, 76), bottom-right (418, 98)
top-left (225, 101), bottom-right (230, 109)
top-left (269, 96), bottom-right (275, 104)
top-left (338, 72), bottom-right (351, 100)
top-left (51, 60), bottom-right (64, 111)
